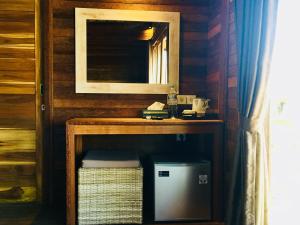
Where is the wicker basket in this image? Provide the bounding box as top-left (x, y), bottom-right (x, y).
top-left (78, 167), bottom-right (143, 225)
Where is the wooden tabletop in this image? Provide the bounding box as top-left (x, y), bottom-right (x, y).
top-left (66, 118), bottom-right (224, 126)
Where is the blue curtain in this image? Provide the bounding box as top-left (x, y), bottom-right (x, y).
top-left (227, 1), bottom-right (279, 225)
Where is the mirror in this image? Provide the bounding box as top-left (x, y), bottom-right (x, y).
top-left (75, 8), bottom-right (180, 94)
top-left (87, 20), bottom-right (169, 84)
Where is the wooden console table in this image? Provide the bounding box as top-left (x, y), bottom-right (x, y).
top-left (66, 118), bottom-right (224, 225)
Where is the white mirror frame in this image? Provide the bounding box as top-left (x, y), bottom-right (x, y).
top-left (75, 8), bottom-right (180, 94)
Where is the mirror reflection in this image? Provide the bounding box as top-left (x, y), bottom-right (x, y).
top-left (86, 20), bottom-right (169, 84)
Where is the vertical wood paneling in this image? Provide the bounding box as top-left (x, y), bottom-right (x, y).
top-left (225, 0), bottom-right (238, 184)
top-left (0, 0), bottom-right (39, 203)
top-left (207, 0), bottom-right (229, 212)
top-left (43, 0), bottom-right (54, 204)
top-left (35, 0), bottom-right (43, 202)
top-left (227, 0), bottom-right (238, 162)
top-left (46, 0), bottom-right (210, 204)
top-left (207, 0), bottom-right (227, 118)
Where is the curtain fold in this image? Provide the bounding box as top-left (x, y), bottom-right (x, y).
top-left (226, 1), bottom-right (279, 225)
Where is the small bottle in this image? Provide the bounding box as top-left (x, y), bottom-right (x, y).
top-left (167, 86), bottom-right (178, 119)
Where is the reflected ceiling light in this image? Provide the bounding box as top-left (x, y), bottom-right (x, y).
top-left (137, 27), bottom-right (155, 40)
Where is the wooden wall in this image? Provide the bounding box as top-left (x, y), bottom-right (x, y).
top-left (206, 0), bottom-right (229, 212)
top-left (46, 0), bottom-right (210, 204)
top-left (207, 0), bottom-right (227, 118)
top-left (0, 0), bottom-right (40, 202)
top-left (225, 0), bottom-right (239, 194)
top-left (207, 0), bottom-right (240, 205)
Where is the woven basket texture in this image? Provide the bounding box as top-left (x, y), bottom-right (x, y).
top-left (78, 168), bottom-right (143, 225)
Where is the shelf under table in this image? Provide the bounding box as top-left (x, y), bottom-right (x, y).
top-left (66, 118), bottom-right (224, 225)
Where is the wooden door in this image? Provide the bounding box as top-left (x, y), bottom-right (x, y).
top-left (0, 0), bottom-right (41, 203)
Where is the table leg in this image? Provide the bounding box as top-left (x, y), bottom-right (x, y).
top-left (66, 127), bottom-right (76, 225)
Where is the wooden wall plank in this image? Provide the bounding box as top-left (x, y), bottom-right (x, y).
top-left (0, 71), bottom-right (35, 82)
top-left (181, 13), bottom-right (209, 23)
top-left (0, 82), bottom-right (35, 94)
top-left (0, 163), bottom-right (36, 187)
top-left (183, 32), bottom-right (207, 41)
top-left (0, 0), bottom-right (35, 12)
top-left (54, 1), bottom-right (209, 14)
top-left (0, 186), bottom-right (36, 203)
top-left (0, 95), bottom-right (35, 129)
top-left (0, 10), bottom-right (35, 22)
top-left (61, 0), bottom-right (209, 5)
top-left (208, 24), bottom-right (221, 39)
top-left (0, 152), bottom-right (35, 162)
top-left (0, 47), bottom-right (35, 58)
top-left (0, 58), bottom-right (35, 71)
top-left (182, 57), bottom-right (207, 66)
top-left (0, 129), bottom-right (35, 152)
top-left (0, 21), bottom-right (34, 34)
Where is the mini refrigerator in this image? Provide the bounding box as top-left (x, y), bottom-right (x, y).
top-left (153, 157), bottom-right (211, 221)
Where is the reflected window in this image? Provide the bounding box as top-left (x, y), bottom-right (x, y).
top-left (149, 25), bottom-right (168, 84)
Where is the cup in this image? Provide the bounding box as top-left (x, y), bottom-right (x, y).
top-left (192, 98), bottom-right (210, 117)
